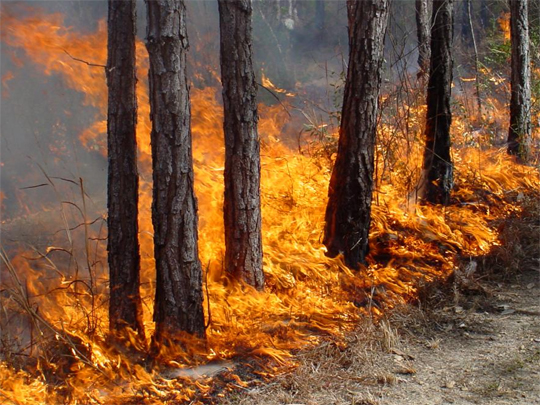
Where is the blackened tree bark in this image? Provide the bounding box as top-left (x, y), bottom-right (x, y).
top-left (218, 0), bottom-right (264, 290)
top-left (106, 0), bottom-right (145, 339)
top-left (145, 0), bottom-right (206, 341)
top-left (323, 0), bottom-right (389, 270)
top-left (416, 0), bottom-right (432, 78)
top-left (507, 0), bottom-right (531, 160)
top-left (420, 0), bottom-right (454, 205)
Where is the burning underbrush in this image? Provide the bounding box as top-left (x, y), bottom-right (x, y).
top-left (1, 6), bottom-right (539, 405)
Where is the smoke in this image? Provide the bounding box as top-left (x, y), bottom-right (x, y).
top-left (0, 0), bottom-right (348, 224)
top-left (0, 0), bottom-right (426, 244)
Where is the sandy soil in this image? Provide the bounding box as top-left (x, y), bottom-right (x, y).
top-left (378, 270), bottom-right (540, 405)
top-left (221, 269), bottom-right (540, 405)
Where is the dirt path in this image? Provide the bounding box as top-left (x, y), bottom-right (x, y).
top-left (379, 270), bottom-right (540, 405)
top-left (222, 269), bottom-right (540, 405)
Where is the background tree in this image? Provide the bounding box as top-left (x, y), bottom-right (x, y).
top-left (416, 0), bottom-right (432, 78)
top-left (507, 0), bottom-right (531, 160)
top-left (145, 0), bottom-right (206, 342)
top-left (106, 0), bottom-right (144, 339)
top-left (323, 0), bottom-right (390, 269)
top-left (315, 0), bottom-right (325, 37)
top-left (218, 0), bottom-right (264, 290)
top-left (420, 0), bottom-right (454, 205)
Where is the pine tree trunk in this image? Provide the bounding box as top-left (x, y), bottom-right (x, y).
top-left (145, 0), bottom-right (206, 341)
top-left (416, 0), bottom-right (431, 78)
top-left (218, 0), bottom-right (264, 290)
top-left (507, 0), bottom-right (531, 160)
top-left (106, 0), bottom-right (144, 339)
top-left (323, 0), bottom-right (389, 270)
top-left (420, 0), bottom-right (454, 205)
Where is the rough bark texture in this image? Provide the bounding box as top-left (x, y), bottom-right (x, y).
top-left (420, 0), bottom-right (454, 205)
top-left (145, 0), bottom-right (205, 341)
top-left (323, 0), bottom-right (389, 270)
top-left (416, 0), bottom-right (431, 78)
top-left (507, 0), bottom-right (531, 160)
top-left (218, 0), bottom-right (264, 290)
top-left (106, 0), bottom-right (144, 338)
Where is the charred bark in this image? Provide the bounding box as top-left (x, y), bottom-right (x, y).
top-left (106, 0), bottom-right (144, 339)
top-left (145, 0), bottom-right (206, 341)
top-left (507, 0), bottom-right (531, 160)
top-left (218, 0), bottom-right (264, 290)
top-left (420, 0), bottom-right (454, 205)
top-left (323, 0), bottom-right (389, 270)
top-left (416, 0), bottom-right (431, 79)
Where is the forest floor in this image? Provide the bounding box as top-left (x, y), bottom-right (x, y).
top-left (221, 198), bottom-right (540, 405)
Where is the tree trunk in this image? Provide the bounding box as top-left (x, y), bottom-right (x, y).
top-left (323, 0), bottom-right (389, 270)
top-left (458, 0), bottom-right (472, 47)
top-left (420, 0), bottom-right (454, 205)
top-left (466, 0), bottom-right (482, 112)
top-left (416, 0), bottom-right (431, 79)
top-left (507, 0), bottom-right (531, 160)
top-left (315, 0), bottom-right (325, 32)
top-left (106, 0), bottom-right (144, 339)
top-left (480, 0), bottom-right (490, 30)
top-left (218, 0), bottom-right (264, 290)
top-left (145, 0), bottom-right (206, 342)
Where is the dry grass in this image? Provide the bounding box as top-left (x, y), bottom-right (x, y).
top-left (479, 192), bottom-right (540, 278)
top-left (218, 192), bottom-right (540, 405)
top-left (219, 319), bottom-right (412, 405)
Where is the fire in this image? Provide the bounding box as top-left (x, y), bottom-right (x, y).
top-left (261, 71), bottom-right (295, 97)
top-left (1, 5), bottom-right (539, 405)
top-left (498, 12), bottom-right (511, 42)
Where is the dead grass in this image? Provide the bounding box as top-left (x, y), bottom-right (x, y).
top-left (218, 192), bottom-right (540, 405)
top-left (478, 191), bottom-right (540, 278)
top-left (220, 320), bottom-right (402, 405)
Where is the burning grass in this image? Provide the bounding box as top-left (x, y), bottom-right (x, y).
top-left (1, 5), bottom-right (540, 405)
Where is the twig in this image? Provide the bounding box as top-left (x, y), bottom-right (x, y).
top-left (19, 183), bottom-right (48, 190)
top-left (204, 261), bottom-right (212, 330)
top-left (63, 50), bottom-right (105, 69)
top-left (256, 82), bottom-right (292, 118)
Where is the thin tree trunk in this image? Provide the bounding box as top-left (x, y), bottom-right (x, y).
top-left (459, 0), bottom-right (472, 46)
top-left (218, 0), bottom-right (264, 290)
top-left (145, 0), bottom-right (206, 342)
top-left (480, 0), bottom-right (490, 30)
top-left (315, 0), bottom-right (325, 32)
top-left (416, 0), bottom-right (431, 79)
top-left (507, 0), bottom-right (531, 160)
top-left (323, 0), bottom-right (389, 270)
top-left (106, 0), bottom-right (144, 339)
top-left (466, 0), bottom-right (482, 113)
top-left (420, 0), bottom-right (454, 205)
